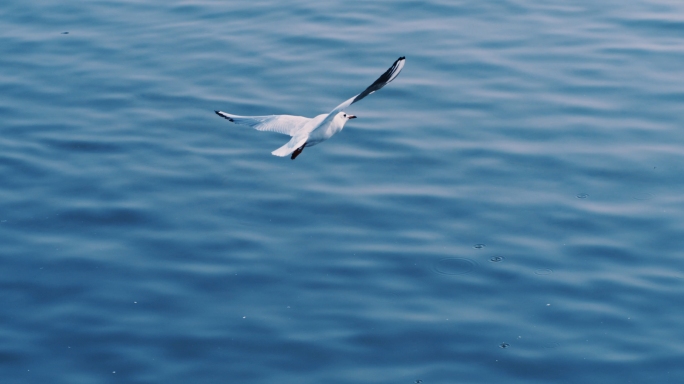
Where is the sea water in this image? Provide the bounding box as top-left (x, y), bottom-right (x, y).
top-left (1, 1), bottom-right (684, 383)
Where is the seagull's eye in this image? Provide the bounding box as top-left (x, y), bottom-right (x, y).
top-left (343, 114), bottom-right (346, 117)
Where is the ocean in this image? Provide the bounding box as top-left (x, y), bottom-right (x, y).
top-left (1, 1), bottom-right (684, 383)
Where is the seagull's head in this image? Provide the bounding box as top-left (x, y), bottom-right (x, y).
top-left (337, 112), bottom-right (357, 123)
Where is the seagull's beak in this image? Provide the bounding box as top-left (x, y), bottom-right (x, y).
top-left (347, 115), bottom-right (357, 119)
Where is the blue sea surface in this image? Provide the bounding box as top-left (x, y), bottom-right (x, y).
top-left (2, 0), bottom-right (684, 383)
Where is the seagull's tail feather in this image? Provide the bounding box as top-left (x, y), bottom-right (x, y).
top-left (272, 135), bottom-right (308, 157)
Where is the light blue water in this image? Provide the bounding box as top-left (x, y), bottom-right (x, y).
top-left (2, 1), bottom-right (684, 383)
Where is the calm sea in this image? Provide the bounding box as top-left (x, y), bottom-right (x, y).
top-left (2, 1), bottom-right (684, 383)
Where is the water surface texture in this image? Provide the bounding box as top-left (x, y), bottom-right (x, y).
top-left (2, 1), bottom-right (684, 383)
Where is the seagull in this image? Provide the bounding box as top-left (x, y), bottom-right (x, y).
top-left (215, 56), bottom-right (405, 159)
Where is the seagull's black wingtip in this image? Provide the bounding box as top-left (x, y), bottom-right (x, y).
top-left (215, 111), bottom-right (234, 122)
top-left (398, 56), bottom-right (405, 60)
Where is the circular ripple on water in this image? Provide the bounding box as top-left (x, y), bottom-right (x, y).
top-left (473, 243), bottom-right (486, 249)
top-left (489, 256), bottom-right (504, 263)
top-left (576, 193), bottom-right (589, 199)
top-left (434, 258), bottom-right (477, 276)
top-left (499, 342), bottom-right (510, 349)
top-left (534, 268), bottom-right (553, 275)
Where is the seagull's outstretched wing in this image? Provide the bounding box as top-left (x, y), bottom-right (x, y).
top-left (215, 111), bottom-right (310, 137)
top-left (330, 56), bottom-right (405, 114)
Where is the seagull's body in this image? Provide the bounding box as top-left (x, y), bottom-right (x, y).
top-left (216, 56), bottom-right (405, 159)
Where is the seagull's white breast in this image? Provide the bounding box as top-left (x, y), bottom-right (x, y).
top-left (307, 114), bottom-right (346, 146)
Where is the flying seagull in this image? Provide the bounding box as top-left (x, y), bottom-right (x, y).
top-left (215, 56), bottom-right (405, 159)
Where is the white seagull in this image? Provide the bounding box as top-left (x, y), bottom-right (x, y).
top-left (215, 56), bottom-right (405, 159)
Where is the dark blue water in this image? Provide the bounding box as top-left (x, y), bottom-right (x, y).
top-left (2, 1), bottom-right (684, 383)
